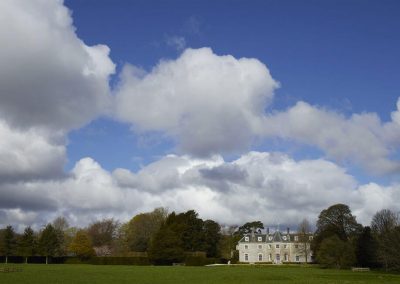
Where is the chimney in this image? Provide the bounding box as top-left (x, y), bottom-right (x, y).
top-left (267, 227), bottom-right (269, 235)
top-left (287, 227), bottom-right (290, 235)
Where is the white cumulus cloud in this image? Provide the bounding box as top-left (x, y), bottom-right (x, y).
top-left (115, 47), bottom-right (279, 156)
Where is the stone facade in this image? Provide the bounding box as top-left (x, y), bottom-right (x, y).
top-left (236, 229), bottom-right (314, 264)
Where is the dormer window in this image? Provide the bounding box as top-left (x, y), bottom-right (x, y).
top-left (283, 236), bottom-right (287, 241)
top-left (309, 236), bottom-right (313, 241)
top-left (245, 236), bottom-right (249, 242)
top-left (294, 236), bottom-right (299, 241)
top-left (257, 237), bottom-right (262, 242)
top-left (269, 236), bottom-right (273, 241)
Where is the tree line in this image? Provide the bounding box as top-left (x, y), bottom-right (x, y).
top-left (312, 204), bottom-right (400, 271)
top-left (0, 204), bottom-right (399, 270)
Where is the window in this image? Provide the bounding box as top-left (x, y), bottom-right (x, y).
top-left (258, 254), bottom-right (263, 261)
top-left (258, 245), bottom-right (262, 249)
top-left (295, 245), bottom-right (299, 249)
top-left (284, 254), bottom-right (288, 261)
top-left (269, 236), bottom-right (273, 241)
top-left (294, 236), bottom-right (299, 241)
top-left (245, 254), bottom-right (249, 261)
top-left (258, 236), bottom-right (262, 242)
top-left (283, 245), bottom-right (287, 249)
top-left (309, 236), bottom-right (313, 241)
top-left (295, 255), bottom-right (300, 262)
top-left (276, 244), bottom-right (280, 249)
top-left (245, 245), bottom-right (248, 249)
top-left (244, 236), bottom-right (249, 242)
top-left (283, 236), bottom-right (287, 241)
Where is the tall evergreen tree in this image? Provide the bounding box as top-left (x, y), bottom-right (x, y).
top-left (38, 224), bottom-right (60, 264)
top-left (18, 226), bottom-right (37, 263)
top-left (1, 225), bottom-right (16, 264)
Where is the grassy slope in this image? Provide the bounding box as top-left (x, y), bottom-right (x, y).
top-left (0, 264), bottom-right (399, 284)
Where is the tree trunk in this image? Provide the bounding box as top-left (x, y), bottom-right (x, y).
top-left (25, 256), bottom-right (28, 264)
top-left (5, 255), bottom-right (8, 264)
top-left (46, 256), bottom-right (48, 264)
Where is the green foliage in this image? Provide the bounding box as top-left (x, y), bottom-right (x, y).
top-left (38, 224), bottom-right (61, 263)
top-left (238, 221), bottom-right (264, 235)
top-left (125, 208), bottom-right (168, 252)
top-left (148, 226), bottom-right (185, 265)
top-left (379, 226), bottom-right (400, 271)
top-left (69, 230), bottom-right (95, 260)
top-left (1, 226), bottom-right (17, 257)
top-left (355, 226), bottom-right (378, 268)
top-left (313, 204), bottom-right (362, 259)
top-left (203, 220), bottom-right (221, 257)
top-left (316, 235), bottom-right (356, 269)
top-left (184, 255), bottom-right (219, 266)
top-left (17, 227), bottom-right (37, 261)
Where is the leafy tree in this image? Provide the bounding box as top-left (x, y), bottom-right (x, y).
top-left (87, 218), bottom-right (119, 249)
top-left (52, 216), bottom-right (69, 255)
top-left (17, 226), bottom-right (37, 263)
top-left (148, 226), bottom-right (185, 265)
top-left (238, 221), bottom-right (264, 235)
top-left (69, 230), bottom-right (95, 260)
top-left (316, 235), bottom-right (356, 269)
top-left (379, 226), bottom-right (400, 271)
top-left (370, 209), bottom-right (399, 270)
top-left (203, 220), bottom-right (221, 257)
top-left (297, 218), bottom-right (312, 263)
top-left (219, 226), bottom-right (240, 261)
top-left (125, 208), bottom-right (168, 252)
top-left (355, 226), bottom-right (378, 268)
top-left (0, 225), bottom-right (17, 264)
top-left (38, 224), bottom-right (60, 264)
top-left (313, 204), bottom-right (362, 256)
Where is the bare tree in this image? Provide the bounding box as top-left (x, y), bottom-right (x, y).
top-left (298, 218), bottom-right (312, 263)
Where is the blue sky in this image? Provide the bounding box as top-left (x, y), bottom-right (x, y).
top-left (65, 0), bottom-right (400, 177)
top-left (1, 0), bottom-right (399, 229)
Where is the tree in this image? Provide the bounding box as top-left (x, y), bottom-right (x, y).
top-left (38, 224), bottom-right (60, 264)
top-left (316, 235), bottom-right (356, 269)
top-left (87, 218), bottom-right (119, 253)
top-left (370, 209), bottom-right (399, 270)
top-left (203, 220), bottom-right (221, 257)
top-left (18, 226), bottom-right (37, 263)
top-left (379, 226), bottom-right (400, 271)
top-left (52, 216), bottom-right (69, 256)
top-left (0, 226), bottom-right (17, 264)
top-left (313, 204), bottom-right (362, 256)
top-left (125, 208), bottom-right (168, 252)
top-left (69, 230), bottom-right (95, 260)
top-left (148, 225), bottom-right (185, 265)
top-left (297, 218), bottom-right (312, 263)
top-left (355, 226), bottom-right (378, 268)
top-left (238, 221), bottom-right (264, 235)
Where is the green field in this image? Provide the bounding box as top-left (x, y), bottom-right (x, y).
top-left (0, 264), bottom-right (399, 284)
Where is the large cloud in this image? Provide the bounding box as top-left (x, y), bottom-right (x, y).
top-left (115, 47), bottom-right (279, 156)
top-left (0, 120), bottom-right (66, 182)
top-left (263, 101), bottom-right (400, 175)
top-left (2, 152), bottom-right (398, 229)
top-left (0, 0), bottom-right (115, 131)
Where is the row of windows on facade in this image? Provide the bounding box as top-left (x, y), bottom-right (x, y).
top-left (244, 253), bottom-right (302, 262)
top-left (244, 243), bottom-right (304, 250)
top-left (244, 236), bottom-right (313, 242)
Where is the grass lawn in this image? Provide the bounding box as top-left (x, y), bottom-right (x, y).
top-left (0, 264), bottom-right (399, 284)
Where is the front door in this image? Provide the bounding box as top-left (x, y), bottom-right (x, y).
top-left (276, 254), bottom-right (280, 264)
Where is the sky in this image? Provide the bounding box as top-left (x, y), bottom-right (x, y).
top-left (0, 0), bottom-right (399, 231)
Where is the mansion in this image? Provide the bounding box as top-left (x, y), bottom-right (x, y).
top-left (236, 228), bottom-right (314, 264)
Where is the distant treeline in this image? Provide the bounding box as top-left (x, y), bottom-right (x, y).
top-left (0, 205), bottom-right (399, 270)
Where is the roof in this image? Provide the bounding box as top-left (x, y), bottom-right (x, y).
top-left (238, 230), bottom-right (313, 243)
